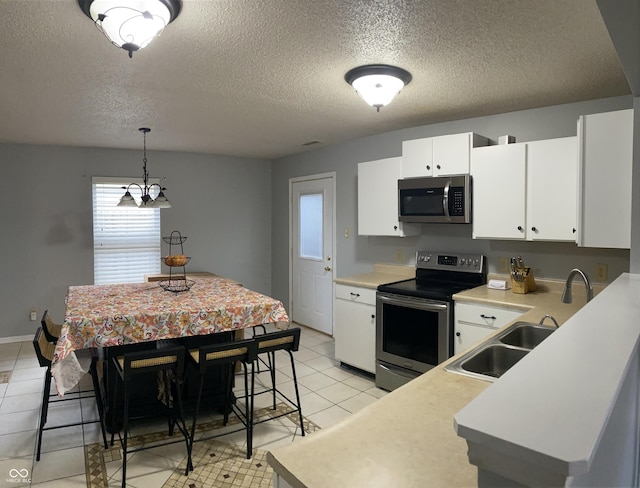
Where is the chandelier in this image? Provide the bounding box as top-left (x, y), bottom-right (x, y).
top-left (345, 64), bottom-right (412, 112)
top-left (118, 128), bottom-right (171, 209)
top-left (78, 0), bottom-right (182, 58)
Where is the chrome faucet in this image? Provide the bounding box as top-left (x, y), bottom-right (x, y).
top-left (561, 268), bottom-right (594, 303)
top-left (538, 314), bottom-right (559, 328)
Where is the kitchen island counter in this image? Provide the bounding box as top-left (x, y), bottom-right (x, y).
top-left (268, 279), bottom-right (589, 487)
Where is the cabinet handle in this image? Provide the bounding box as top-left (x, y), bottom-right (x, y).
top-left (350, 292), bottom-right (360, 297)
top-left (480, 314), bottom-right (496, 320)
top-left (436, 164), bottom-right (441, 170)
top-left (517, 226), bottom-right (523, 231)
top-left (393, 225), bottom-right (398, 230)
top-left (426, 165), bottom-right (431, 170)
top-left (572, 228), bottom-right (577, 233)
top-left (531, 226), bottom-right (537, 232)
top-left (456, 332), bottom-right (461, 337)
top-left (371, 315), bottom-right (375, 319)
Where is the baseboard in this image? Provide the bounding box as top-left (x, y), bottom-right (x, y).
top-left (0, 334), bottom-right (32, 344)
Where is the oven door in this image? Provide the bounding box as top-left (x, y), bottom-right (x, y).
top-left (376, 292), bottom-right (451, 375)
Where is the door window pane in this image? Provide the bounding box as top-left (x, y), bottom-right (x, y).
top-left (299, 193), bottom-right (323, 259)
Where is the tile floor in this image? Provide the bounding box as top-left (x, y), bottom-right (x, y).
top-left (0, 324), bottom-right (387, 487)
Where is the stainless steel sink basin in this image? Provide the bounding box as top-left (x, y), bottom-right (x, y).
top-left (459, 344), bottom-right (529, 379)
top-left (445, 320), bottom-right (556, 382)
top-left (499, 322), bottom-right (555, 349)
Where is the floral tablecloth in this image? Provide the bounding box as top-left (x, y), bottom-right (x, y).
top-left (51, 277), bottom-right (290, 395)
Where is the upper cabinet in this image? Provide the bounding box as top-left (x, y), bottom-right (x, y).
top-left (358, 157), bottom-right (420, 237)
top-left (471, 136), bottom-right (577, 241)
top-left (577, 109), bottom-right (633, 249)
top-left (402, 132), bottom-right (489, 178)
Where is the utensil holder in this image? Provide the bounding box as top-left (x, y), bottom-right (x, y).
top-left (511, 268), bottom-right (536, 294)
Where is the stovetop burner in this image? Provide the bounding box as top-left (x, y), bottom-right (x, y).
top-left (377, 251), bottom-right (486, 301)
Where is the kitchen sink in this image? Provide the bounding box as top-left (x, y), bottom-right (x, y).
top-left (499, 322), bottom-right (555, 349)
top-left (445, 320), bottom-right (556, 382)
top-left (459, 344), bottom-right (529, 379)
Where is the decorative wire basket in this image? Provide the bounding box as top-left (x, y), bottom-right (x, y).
top-left (162, 256), bottom-right (191, 266)
top-left (162, 234), bottom-right (188, 245)
top-left (158, 279), bottom-right (195, 293)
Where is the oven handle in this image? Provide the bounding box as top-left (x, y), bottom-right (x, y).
top-left (377, 293), bottom-right (449, 312)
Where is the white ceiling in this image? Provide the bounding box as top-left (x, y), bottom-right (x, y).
top-left (0, 0), bottom-right (630, 159)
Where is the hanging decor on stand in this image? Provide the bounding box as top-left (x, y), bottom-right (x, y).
top-left (117, 127), bottom-right (172, 209)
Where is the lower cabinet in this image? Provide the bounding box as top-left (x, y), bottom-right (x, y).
top-left (454, 302), bottom-right (525, 355)
top-left (334, 284), bottom-right (377, 374)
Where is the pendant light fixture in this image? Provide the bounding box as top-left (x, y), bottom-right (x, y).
top-left (78, 0), bottom-right (181, 58)
top-left (118, 128), bottom-right (171, 209)
top-left (345, 64), bottom-right (412, 112)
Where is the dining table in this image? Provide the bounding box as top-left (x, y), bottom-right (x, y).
top-left (51, 276), bottom-right (290, 398)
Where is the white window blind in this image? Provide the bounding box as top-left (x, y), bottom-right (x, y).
top-left (92, 177), bottom-right (161, 284)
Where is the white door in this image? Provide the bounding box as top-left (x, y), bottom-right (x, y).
top-left (291, 174), bottom-right (335, 335)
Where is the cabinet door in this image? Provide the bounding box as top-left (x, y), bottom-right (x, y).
top-left (357, 157), bottom-right (419, 236)
top-left (402, 138), bottom-right (433, 178)
top-left (334, 298), bottom-right (376, 373)
top-left (453, 323), bottom-right (496, 355)
top-left (471, 143), bottom-right (527, 239)
top-left (433, 133), bottom-right (471, 176)
top-left (577, 109), bottom-right (633, 248)
top-left (526, 137), bottom-right (578, 241)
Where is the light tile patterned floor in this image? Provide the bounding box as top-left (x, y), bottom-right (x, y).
top-left (0, 324), bottom-right (387, 487)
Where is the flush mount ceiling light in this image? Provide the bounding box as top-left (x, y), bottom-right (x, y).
top-left (118, 128), bottom-right (171, 209)
top-left (78, 0), bottom-right (181, 58)
top-left (345, 64), bottom-right (412, 112)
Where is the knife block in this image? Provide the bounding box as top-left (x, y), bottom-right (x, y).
top-left (511, 269), bottom-right (537, 294)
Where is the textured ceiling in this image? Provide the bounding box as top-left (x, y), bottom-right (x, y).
top-left (0, 0), bottom-right (630, 159)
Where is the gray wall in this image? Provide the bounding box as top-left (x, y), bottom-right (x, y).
top-left (0, 144), bottom-right (271, 339)
top-left (271, 95), bottom-right (633, 307)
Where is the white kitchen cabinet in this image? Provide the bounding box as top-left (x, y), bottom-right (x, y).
top-left (334, 284), bottom-right (377, 374)
top-left (402, 132), bottom-right (489, 178)
top-left (526, 137), bottom-right (578, 241)
top-left (472, 137), bottom-right (577, 241)
top-left (454, 302), bottom-right (525, 355)
top-left (577, 109), bottom-right (633, 248)
top-left (471, 143), bottom-right (527, 239)
top-left (357, 157), bottom-right (419, 236)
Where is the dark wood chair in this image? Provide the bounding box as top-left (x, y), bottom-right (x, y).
top-left (32, 327), bottom-right (108, 461)
top-left (187, 338), bottom-right (256, 460)
top-left (110, 345), bottom-right (191, 487)
top-left (41, 309), bottom-right (63, 343)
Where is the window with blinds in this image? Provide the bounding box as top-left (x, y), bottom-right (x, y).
top-left (92, 177), bottom-right (161, 284)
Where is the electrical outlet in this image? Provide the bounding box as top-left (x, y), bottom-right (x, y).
top-left (499, 257), bottom-right (510, 274)
top-left (595, 263), bottom-right (608, 282)
top-left (344, 227), bottom-right (350, 238)
top-left (394, 249), bottom-right (403, 263)
top-left (29, 309), bottom-right (37, 321)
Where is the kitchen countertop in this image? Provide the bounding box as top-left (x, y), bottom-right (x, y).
top-left (333, 263), bottom-right (415, 289)
top-left (267, 277), bottom-right (593, 488)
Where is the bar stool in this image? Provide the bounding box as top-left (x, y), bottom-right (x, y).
top-left (32, 327), bottom-right (108, 461)
top-left (250, 327), bottom-right (305, 438)
top-left (41, 310), bottom-right (63, 343)
top-left (187, 338), bottom-right (256, 460)
top-left (110, 345), bottom-right (191, 487)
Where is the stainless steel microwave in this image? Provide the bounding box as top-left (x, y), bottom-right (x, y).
top-left (398, 175), bottom-right (471, 223)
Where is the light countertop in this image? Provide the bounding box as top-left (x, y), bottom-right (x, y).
top-left (333, 263), bottom-right (415, 289)
top-left (267, 277), bottom-right (592, 488)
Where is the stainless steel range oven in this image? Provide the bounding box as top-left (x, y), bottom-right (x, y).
top-left (376, 251), bottom-right (485, 391)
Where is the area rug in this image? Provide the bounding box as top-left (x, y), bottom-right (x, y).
top-left (84, 403), bottom-right (321, 488)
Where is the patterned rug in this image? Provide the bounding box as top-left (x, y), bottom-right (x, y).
top-left (84, 403), bottom-right (320, 488)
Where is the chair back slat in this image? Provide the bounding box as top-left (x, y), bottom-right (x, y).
top-left (253, 327), bottom-right (301, 357)
top-left (32, 327), bottom-right (55, 367)
top-left (190, 338), bottom-right (255, 373)
top-left (41, 310), bottom-right (62, 343)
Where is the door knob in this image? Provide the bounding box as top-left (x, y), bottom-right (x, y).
top-left (324, 266), bottom-right (331, 272)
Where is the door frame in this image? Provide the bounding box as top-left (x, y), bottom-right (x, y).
top-left (288, 172), bottom-right (337, 333)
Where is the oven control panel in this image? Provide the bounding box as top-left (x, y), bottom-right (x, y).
top-left (416, 251), bottom-right (484, 273)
